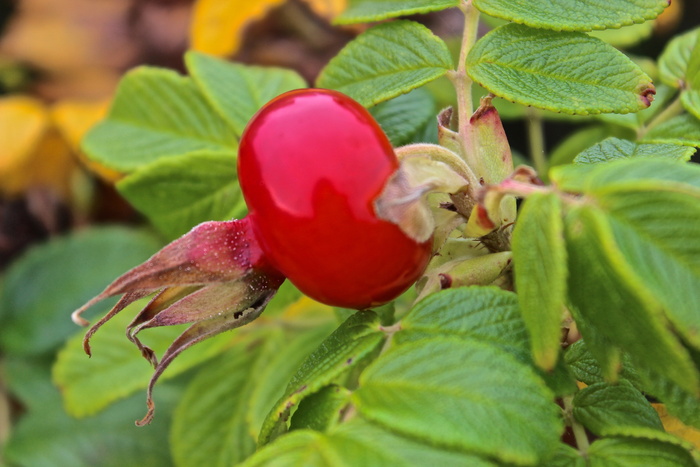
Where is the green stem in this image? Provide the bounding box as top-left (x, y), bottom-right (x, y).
top-left (526, 107), bottom-right (547, 176)
top-left (639, 93), bottom-right (684, 138)
top-left (563, 395), bottom-right (590, 455)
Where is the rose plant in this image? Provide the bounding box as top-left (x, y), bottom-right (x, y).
top-left (2, 0), bottom-right (700, 465)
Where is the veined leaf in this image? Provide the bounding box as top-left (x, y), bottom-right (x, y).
top-left (117, 151), bottom-right (246, 240)
top-left (512, 192), bottom-right (567, 370)
top-left (574, 137), bottom-right (696, 164)
top-left (643, 113), bottom-right (700, 147)
top-left (588, 436), bottom-right (696, 466)
top-left (369, 87), bottom-right (436, 146)
top-left (257, 310), bottom-right (385, 445)
top-left (316, 20), bottom-right (453, 107)
top-left (289, 385), bottom-right (351, 432)
top-left (565, 341), bottom-right (643, 391)
top-left (658, 27), bottom-right (700, 89)
top-left (83, 67), bottom-right (237, 172)
top-left (589, 21), bottom-right (654, 48)
top-left (186, 52), bottom-right (306, 137)
top-left (354, 336), bottom-right (562, 465)
top-left (336, 0), bottom-right (459, 24)
top-left (639, 366), bottom-right (700, 430)
top-left (573, 381), bottom-right (664, 436)
top-left (467, 24), bottom-right (655, 115)
top-left (473, 0), bottom-right (667, 32)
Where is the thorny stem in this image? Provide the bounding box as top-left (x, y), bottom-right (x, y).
top-left (526, 107), bottom-right (548, 176)
top-left (563, 395), bottom-right (590, 455)
top-left (639, 93), bottom-right (684, 138)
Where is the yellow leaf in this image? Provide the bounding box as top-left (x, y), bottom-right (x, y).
top-left (189, 0), bottom-right (286, 56)
top-left (0, 95), bottom-right (49, 195)
top-left (653, 403), bottom-right (700, 449)
top-left (29, 128), bottom-right (78, 200)
top-left (302, 0), bottom-right (347, 19)
top-left (51, 99), bottom-right (121, 182)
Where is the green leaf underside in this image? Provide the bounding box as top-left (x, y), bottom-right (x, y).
top-left (564, 205), bottom-right (698, 394)
top-left (243, 419), bottom-right (498, 467)
top-left (473, 0), bottom-right (667, 32)
top-left (316, 20), bottom-right (453, 107)
top-left (512, 192), bottom-right (567, 370)
top-left (643, 113), bottom-right (700, 147)
top-left (117, 151), bottom-right (246, 240)
top-left (565, 341), bottom-right (643, 391)
top-left (658, 27), bottom-right (700, 89)
top-left (369, 87), bottom-right (436, 146)
top-left (466, 24), bottom-right (654, 115)
top-left (289, 385), bottom-right (351, 432)
top-left (355, 336), bottom-right (561, 465)
top-left (53, 303), bottom-right (236, 417)
top-left (335, 0), bottom-right (460, 24)
top-left (83, 67), bottom-right (237, 172)
top-left (573, 381), bottom-right (664, 436)
top-left (575, 137), bottom-right (696, 164)
top-left (258, 311), bottom-right (385, 445)
top-left (186, 52), bottom-right (307, 137)
top-left (588, 437), bottom-right (697, 467)
top-left (0, 227), bottom-right (160, 355)
top-left (682, 89), bottom-right (700, 121)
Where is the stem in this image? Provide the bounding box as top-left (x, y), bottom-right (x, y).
top-left (639, 94), bottom-right (684, 138)
top-left (448, 0), bottom-right (480, 141)
top-left (563, 395), bottom-right (590, 454)
top-left (526, 107), bottom-right (547, 176)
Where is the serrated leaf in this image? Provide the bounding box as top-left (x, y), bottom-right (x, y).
top-left (335, 0), bottom-right (459, 24)
top-left (588, 436), bottom-right (696, 467)
top-left (186, 52), bottom-right (306, 137)
top-left (589, 21), bottom-right (654, 48)
top-left (573, 381), bottom-right (664, 436)
top-left (354, 336), bottom-right (562, 465)
top-left (4, 357), bottom-right (175, 467)
top-left (117, 151), bottom-right (246, 240)
top-left (473, 0), bottom-right (667, 32)
top-left (467, 24), bottom-right (655, 115)
top-left (0, 227), bottom-right (160, 355)
top-left (170, 333), bottom-right (271, 467)
top-left (549, 125), bottom-right (615, 167)
top-left (369, 87), bottom-right (436, 146)
top-left (565, 340), bottom-right (643, 391)
top-left (83, 67), bottom-right (237, 172)
top-left (512, 192), bottom-right (567, 370)
top-left (564, 205), bottom-right (698, 394)
top-left (643, 113), bottom-right (700, 147)
top-left (289, 385), bottom-right (351, 432)
top-left (682, 89), bottom-right (700, 120)
top-left (574, 137), bottom-right (696, 164)
top-left (639, 366), bottom-right (700, 430)
top-left (316, 20), bottom-right (452, 107)
top-left (53, 303), bottom-right (236, 418)
top-left (658, 27), bottom-right (700, 89)
top-left (258, 311), bottom-right (385, 445)
top-left (243, 418), bottom-right (498, 467)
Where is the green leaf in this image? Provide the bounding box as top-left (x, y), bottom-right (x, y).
top-left (466, 24), bottom-right (655, 115)
top-left (170, 333), bottom-right (271, 467)
top-left (0, 227), bottom-right (160, 355)
top-left (549, 126), bottom-right (615, 167)
top-left (243, 418), bottom-right (499, 467)
top-left (258, 311), bottom-right (385, 445)
top-left (589, 21), bottom-right (654, 48)
top-left (682, 89), bottom-right (700, 121)
top-left (53, 303), bottom-right (236, 417)
top-left (117, 151), bottom-right (246, 240)
top-left (512, 192), bottom-right (567, 370)
top-left (289, 385), bottom-right (351, 432)
top-left (638, 366), bottom-right (700, 430)
top-left (658, 27), bottom-right (700, 89)
top-left (83, 67), bottom-right (237, 172)
top-left (643, 113), bottom-right (700, 147)
top-left (588, 436), bottom-right (697, 467)
top-left (564, 204), bottom-right (698, 394)
top-left (185, 52), bottom-right (306, 137)
top-left (473, 0), bottom-right (667, 32)
top-left (4, 357), bottom-right (175, 467)
top-left (541, 444), bottom-right (586, 467)
top-left (565, 340), bottom-right (643, 391)
top-left (369, 87), bottom-right (436, 146)
top-left (336, 0), bottom-right (460, 24)
top-left (316, 21), bottom-right (453, 107)
top-left (573, 381), bottom-right (664, 436)
top-left (354, 336), bottom-right (562, 465)
top-left (574, 137), bottom-right (696, 164)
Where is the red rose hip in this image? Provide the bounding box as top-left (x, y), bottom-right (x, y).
top-left (238, 89), bottom-right (432, 309)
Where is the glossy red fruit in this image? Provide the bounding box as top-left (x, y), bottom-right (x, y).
top-left (238, 89), bottom-right (432, 309)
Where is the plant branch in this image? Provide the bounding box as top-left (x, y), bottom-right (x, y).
top-left (526, 107), bottom-right (547, 176)
top-left (563, 395), bottom-right (590, 454)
